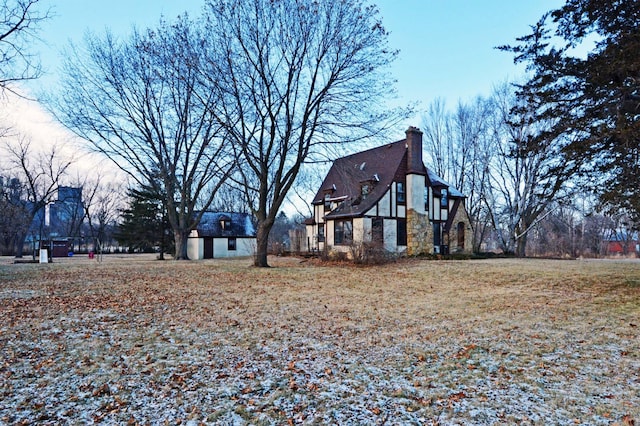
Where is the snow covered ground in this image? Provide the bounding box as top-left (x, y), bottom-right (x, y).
top-left (1, 257), bottom-right (638, 424)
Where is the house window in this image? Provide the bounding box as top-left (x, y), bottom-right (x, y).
top-left (433, 223), bottom-right (441, 247)
top-left (441, 189), bottom-right (448, 208)
top-left (372, 217), bottom-right (383, 244)
top-left (220, 218), bottom-right (231, 230)
top-left (318, 223), bottom-right (325, 242)
top-left (397, 219), bottom-right (407, 246)
top-left (361, 183), bottom-right (371, 199)
top-left (424, 186), bottom-right (429, 211)
top-left (457, 222), bottom-right (465, 250)
top-left (228, 237), bottom-right (237, 251)
top-left (334, 219), bottom-right (353, 245)
top-left (397, 182), bottom-right (405, 204)
top-left (324, 193), bottom-right (331, 212)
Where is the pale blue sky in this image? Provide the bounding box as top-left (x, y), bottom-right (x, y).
top-left (28, 0), bottom-right (562, 117)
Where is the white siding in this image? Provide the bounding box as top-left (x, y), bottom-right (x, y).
top-left (378, 191), bottom-right (391, 216)
top-left (187, 233), bottom-right (203, 260)
top-left (406, 174), bottom-right (425, 214)
top-left (397, 205), bottom-right (406, 218)
top-left (383, 218), bottom-right (398, 252)
top-left (188, 237), bottom-right (255, 259)
top-left (213, 237), bottom-right (255, 258)
top-left (353, 217), bottom-right (365, 243)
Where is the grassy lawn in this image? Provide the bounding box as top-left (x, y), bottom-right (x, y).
top-left (1, 256), bottom-right (639, 424)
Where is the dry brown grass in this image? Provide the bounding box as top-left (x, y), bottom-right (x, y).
top-left (1, 255), bottom-right (639, 424)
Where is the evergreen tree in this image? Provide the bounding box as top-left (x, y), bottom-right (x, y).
top-left (115, 186), bottom-right (173, 256)
top-left (500, 0), bottom-right (640, 224)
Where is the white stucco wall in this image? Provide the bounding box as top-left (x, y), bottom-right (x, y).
top-left (187, 237), bottom-right (255, 259)
top-left (378, 192), bottom-right (391, 216)
top-left (213, 237), bottom-right (255, 258)
top-left (187, 231), bottom-right (203, 260)
top-left (406, 174), bottom-right (425, 214)
top-left (383, 218), bottom-right (400, 253)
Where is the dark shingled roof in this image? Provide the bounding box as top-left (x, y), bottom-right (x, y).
top-left (312, 139), bottom-right (464, 219)
top-left (194, 212), bottom-right (256, 238)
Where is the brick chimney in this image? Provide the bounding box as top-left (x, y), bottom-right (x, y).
top-left (405, 126), bottom-right (424, 175)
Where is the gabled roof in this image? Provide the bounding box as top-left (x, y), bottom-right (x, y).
top-left (313, 139), bottom-right (465, 220)
top-left (427, 169), bottom-right (465, 198)
top-left (312, 140), bottom-right (408, 218)
top-left (194, 212), bottom-right (256, 238)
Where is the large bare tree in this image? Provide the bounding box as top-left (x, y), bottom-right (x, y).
top-left (204, 0), bottom-right (405, 267)
top-left (1, 136), bottom-right (73, 257)
top-left (56, 16), bottom-right (233, 259)
top-left (485, 82), bottom-right (577, 256)
top-left (0, 0), bottom-right (49, 93)
top-left (421, 97), bottom-right (495, 252)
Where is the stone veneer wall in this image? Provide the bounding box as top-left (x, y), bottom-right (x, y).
top-left (406, 209), bottom-right (434, 256)
top-left (450, 205), bottom-right (473, 254)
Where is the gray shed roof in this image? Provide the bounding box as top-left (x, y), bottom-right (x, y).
top-left (194, 212), bottom-right (256, 238)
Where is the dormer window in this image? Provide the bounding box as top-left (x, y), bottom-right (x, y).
top-left (361, 182), bottom-right (371, 198)
top-left (220, 216), bottom-right (231, 230)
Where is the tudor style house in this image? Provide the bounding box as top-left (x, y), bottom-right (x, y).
top-left (187, 212), bottom-right (256, 259)
top-left (306, 127), bottom-right (472, 256)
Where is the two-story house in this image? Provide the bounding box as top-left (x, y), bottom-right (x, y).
top-left (306, 126), bottom-right (472, 256)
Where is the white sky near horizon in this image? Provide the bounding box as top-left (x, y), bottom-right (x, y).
top-left (4, 0), bottom-right (564, 208)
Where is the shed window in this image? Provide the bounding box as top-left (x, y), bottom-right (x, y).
top-left (228, 238), bottom-right (237, 251)
top-left (334, 219), bottom-right (353, 245)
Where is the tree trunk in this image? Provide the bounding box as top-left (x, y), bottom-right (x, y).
top-left (174, 229), bottom-right (189, 260)
top-left (254, 222), bottom-right (273, 267)
top-left (515, 234), bottom-right (527, 258)
top-left (14, 231), bottom-right (26, 258)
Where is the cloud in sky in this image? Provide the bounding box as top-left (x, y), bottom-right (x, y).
top-left (1, 87), bottom-right (124, 182)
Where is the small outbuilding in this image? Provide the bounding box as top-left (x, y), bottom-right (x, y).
top-left (187, 212), bottom-right (256, 260)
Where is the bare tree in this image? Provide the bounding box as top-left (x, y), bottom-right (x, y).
top-left (77, 173), bottom-right (125, 254)
top-left (422, 98), bottom-right (452, 182)
top-left (1, 136), bottom-right (73, 257)
top-left (421, 97), bottom-right (495, 252)
top-left (0, 0), bottom-right (50, 93)
top-left (56, 16), bottom-right (233, 259)
top-left (485, 82), bottom-right (577, 256)
top-left (204, 0), bottom-right (405, 267)
top-left (0, 175), bottom-right (27, 254)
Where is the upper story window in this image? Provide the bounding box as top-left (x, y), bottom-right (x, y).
top-left (441, 189), bottom-right (448, 208)
top-left (397, 182), bottom-right (406, 204)
top-left (424, 186), bottom-right (429, 211)
top-left (324, 193), bottom-right (331, 211)
top-left (220, 217), bottom-right (231, 230)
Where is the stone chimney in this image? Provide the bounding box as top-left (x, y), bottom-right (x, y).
top-left (405, 126), bottom-right (424, 175)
